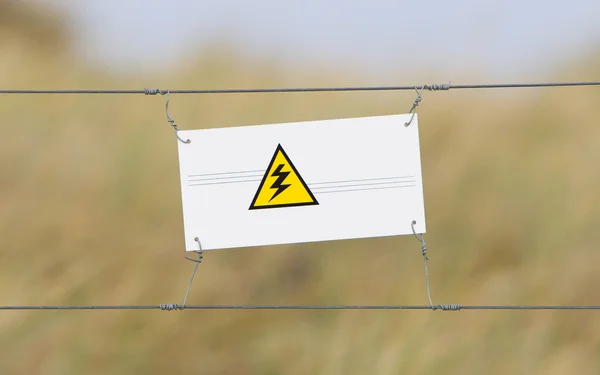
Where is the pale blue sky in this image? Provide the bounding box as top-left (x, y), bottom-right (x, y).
top-left (51, 0), bottom-right (600, 79)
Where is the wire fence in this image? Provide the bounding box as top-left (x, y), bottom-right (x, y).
top-left (2, 80), bottom-right (600, 312)
top-left (0, 81), bottom-right (599, 95)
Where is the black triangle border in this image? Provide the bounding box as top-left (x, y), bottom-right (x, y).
top-left (248, 144), bottom-right (319, 210)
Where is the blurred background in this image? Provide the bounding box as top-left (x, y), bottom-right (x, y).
top-left (1, 0), bottom-right (600, 374)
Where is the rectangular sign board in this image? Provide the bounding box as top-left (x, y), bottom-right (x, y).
top-left (176, 114), bottom-right (426, 251)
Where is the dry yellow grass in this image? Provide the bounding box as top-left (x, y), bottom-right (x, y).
top-left (1, 3), bottom-right (600, 374)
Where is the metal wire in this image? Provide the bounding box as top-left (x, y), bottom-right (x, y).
top-left (1, 80), bottom-right (598, 312)
top-left (404, 86), bottom-right (425, 127)
top-left (0, 305), bottom-right (598, 310)
top-left (408, 221), bottom-right (462, 311)
top-left (0, 81), bottom-right (599, 94)
top-left (181, 238), bottom-right (203, 308)
top-left (410, 221), bottom-right (435, 309)
top-left (164, 89), bottom-right (191, 144)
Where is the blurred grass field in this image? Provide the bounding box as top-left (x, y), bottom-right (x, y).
top-left (1, 2), bottom-right (600, 374)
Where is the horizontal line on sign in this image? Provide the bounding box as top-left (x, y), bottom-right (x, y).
top-left (310, 180), bottom-right (416, 191)
top-left (188, 170), bottom-right (265, 177)
top-left (308, 176), bottom-right (415, 186)
top-left (188, 174), bottom-right (264, 182)
top-left (313, 184), bottom-right (416, 194)
top-left (189, 179), bottom-right (262, 187)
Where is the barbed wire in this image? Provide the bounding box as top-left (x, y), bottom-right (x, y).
top-left (0, 305), bottom-right (598, 311)
top-left (0, 81), bottom-right (599, 95)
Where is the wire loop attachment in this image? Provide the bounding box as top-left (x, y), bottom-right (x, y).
top-left (164, 90), bottom-right (191, 144)
top-left (411, 220), bottom-right (461, 311)
top-left (404, 86), bottom-right (425, 127)
top-left (162, 237), bottom-right (203, 311)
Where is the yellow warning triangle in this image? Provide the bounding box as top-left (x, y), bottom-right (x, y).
top-left (249, 144), bottom-right (319, 210)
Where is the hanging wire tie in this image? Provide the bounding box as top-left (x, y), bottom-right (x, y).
top-left (404, 86), bottom-right (426, 127)
top-left (164, 90), bottom-right (191, 144)
top-left (160, 237), bottom-right (203, 311)
top-left (411, 220), bottom-right (461, 311)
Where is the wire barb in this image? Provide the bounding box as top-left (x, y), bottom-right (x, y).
top-left (411, 220), bottom-right (461, 311)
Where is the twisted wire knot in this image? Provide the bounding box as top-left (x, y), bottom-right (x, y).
top-left (411, 95), bottom-right (422, 111)
top-left (434, 304), bottom-right (462, 311)
top-left (144, 88), bottom-right (166, 95)
top-left (405, 86), bottom-right (425, 127)
top-left (185, 251), bottom-right (203, 263)
top-left (160, 304), bottom-right (183, 311)
top-left (427, 84), bottom-right (451, 91)
top-left (421, 243), bottom-right (428, 260)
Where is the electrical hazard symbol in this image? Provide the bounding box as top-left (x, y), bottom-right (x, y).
top-left (249, 144), bottom-right (319, 210)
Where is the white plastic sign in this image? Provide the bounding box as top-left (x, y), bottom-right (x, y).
top-left (176, 114), bottom-right (426, 251)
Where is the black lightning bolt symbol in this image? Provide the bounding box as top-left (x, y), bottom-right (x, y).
top-left (269, 164), bottom-right (291, 202)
